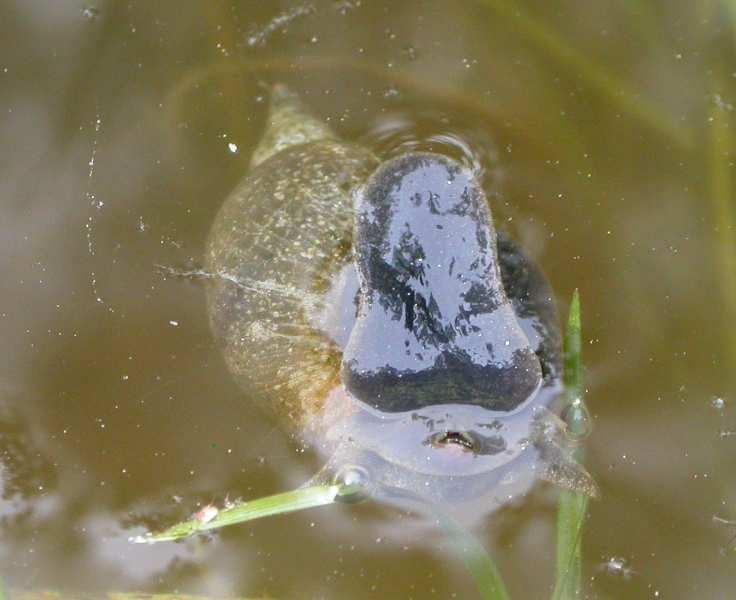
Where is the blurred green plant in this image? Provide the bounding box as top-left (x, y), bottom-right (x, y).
top-left (475, 0), bottom-right (693, 150)
top-left (552, 290), bottom-right (589, 600)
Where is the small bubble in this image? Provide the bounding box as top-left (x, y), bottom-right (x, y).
top-left (227, 142), bottom-right (239, 154)
top-left (334, 465), bottom-right (371, 504)
top-left (168, 320), bottom-right (179, 327)
top-left (403, 45), bottom-right (417, 60)
top-left (137, 216), bottom-right (148, 232)
top-left (561, 397), bottom-right (593, 441)
top-left (712, 396), bottom-right (726, 411)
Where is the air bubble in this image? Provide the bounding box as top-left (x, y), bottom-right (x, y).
top-left (561, 397), bottom-right (593, 441)
top-left (333, 465), bottom-right (371, 503)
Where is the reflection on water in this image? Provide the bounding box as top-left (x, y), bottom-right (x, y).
top-left (1, 0), bottom-right (735, 598)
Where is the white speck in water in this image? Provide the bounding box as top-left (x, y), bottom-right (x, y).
top-left (712, 396), bottom-right (726, 411)
top-left (227, 142), bottom-right (239, 154)
top-left (168, 320), bottom-right (179, 327)
top-left (137, 216), bottom-right (148, 232)
top-left (121, 375), bottom-right (129, 381)
top-left (82, 6), bottom-right (99, 20)
top-left (599, 556), bottom-right (635, 579)
top-left (403, 45), bottom-right (417, 60)
top-left (382, 86), bottom-right (401, 99)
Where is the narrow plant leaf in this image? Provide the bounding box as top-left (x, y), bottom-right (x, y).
top-left (708, 78), bottom-right (736, 370)
top-left (563, 290), bottom-right (582, 403)
top-left (436, 512), bottom-right (511, 600)
top-left (475, 0), bottom-right (693, 150)
top-left (552, 289), bottom-right (589, 600)
top-left (552, 490), bottom-right (588, 600)
top-left (132, 485), bottom-right (342, 544)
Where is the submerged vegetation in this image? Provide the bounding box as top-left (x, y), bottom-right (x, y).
top-left (132, 291), bottom-right (591, 600)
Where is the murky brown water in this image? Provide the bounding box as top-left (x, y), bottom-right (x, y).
top-left (1, 1), bottom-right (735, 598)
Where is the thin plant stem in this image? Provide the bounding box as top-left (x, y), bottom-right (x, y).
top-left (132, 484), bottom-right (343, 544)
top-left (708, 80), bottom-right (736, 372)
top-left (552, 290), bottom-right (589, 600)
top-left (436, 512), bottom-right (511, 600)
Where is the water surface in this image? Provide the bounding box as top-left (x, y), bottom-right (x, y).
top-left (1, 1), bottom-right (735, 598)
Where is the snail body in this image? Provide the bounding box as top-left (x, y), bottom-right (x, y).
top-left (206, 86), bottom-right (595, 515)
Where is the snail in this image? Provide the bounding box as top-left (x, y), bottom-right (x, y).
top-left (205, 85), bottom-right (596, 519)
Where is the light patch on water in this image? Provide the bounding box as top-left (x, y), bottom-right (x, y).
top-left (245, 3), bottom-right (315, 47)
top-left (713, 93), bottom-right (734, 112)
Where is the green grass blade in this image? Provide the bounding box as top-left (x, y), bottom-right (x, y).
top-left (552, 290), bottom-right (589, 600)
top-left (552, 490), bottom-right (588, 600)
top-left (563, 290), bottom-right (582, 402)
top-left (132, 485), bottom-right (342, 544)
top-left (708, 80), bottom-right (736, 370)
top-left (475, 0), bottom-right (693, 150)
top-left (436, 512), bottom-right (511, 600)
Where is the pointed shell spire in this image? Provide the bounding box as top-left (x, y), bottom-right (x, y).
top-left (250, 84), bottom-right (335, 168)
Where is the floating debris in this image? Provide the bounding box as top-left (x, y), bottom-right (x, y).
top-left (714, 94), bottom-right (734, 112)
top-left (245, 4), bottom-right (315, 47)
top-left (713, 515), bottom-right (736, 554)
top-left (382, 86), bottom-right (401, 100)
top-left (194, 504), bottom-right (219, 525)
top-left (333, 0), bottom-right (362, 14)
top-left (81, 6), bottom-right (100, 20)
top-left (599, 556), bottom-right (636, 579)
